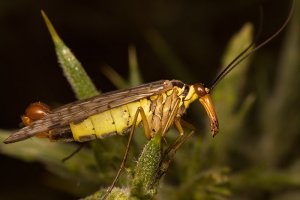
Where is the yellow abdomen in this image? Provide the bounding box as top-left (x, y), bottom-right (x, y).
top-left (70, 98), bottom-right (151, 142)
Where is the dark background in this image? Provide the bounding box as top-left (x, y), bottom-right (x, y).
top-left (0, 0), bottom-right (295, 199)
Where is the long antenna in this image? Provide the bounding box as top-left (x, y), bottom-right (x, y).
top-left (209, 0), bottom-right (294, 91)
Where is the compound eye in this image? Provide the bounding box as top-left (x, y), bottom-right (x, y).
top-left (194, 83), bottom-right (208, 97)
top-left (22, 102), bottom-right (51, 125)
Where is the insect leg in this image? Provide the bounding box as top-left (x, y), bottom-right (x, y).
top-left (165, 118), bottom-right (195, 156)
top-left (161, 98), bottom-right (181, 136)
top-left (153, 118), bottom-right (195, 185)
top-left (103, 106), bottom-right (151, 199)
top-left (138, 106), bottom-right (152, 140)
top-left (61, 143), bottom-right (85, 163)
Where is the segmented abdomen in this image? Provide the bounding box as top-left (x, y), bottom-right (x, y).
top-left (70, 98), bottom-right (152, 142)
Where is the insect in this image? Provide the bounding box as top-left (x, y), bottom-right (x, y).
top-left (3, 0), bottom-right (293, 144)
top-left (4, 80), bottom-right (218, 144)
top-left (3, 1), bottom-right (294, 197)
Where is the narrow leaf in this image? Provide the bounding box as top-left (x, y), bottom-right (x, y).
top-left (41, 10), bottom-right (99, 99)
top-left (128, 45), bottom-right (143, 86)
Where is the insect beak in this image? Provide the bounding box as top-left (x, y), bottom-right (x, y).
top-left (199, 94), bottom-right (219, 137)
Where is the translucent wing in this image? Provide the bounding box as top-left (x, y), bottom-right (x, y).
top-left (4, 80), bottom-right (176, 143)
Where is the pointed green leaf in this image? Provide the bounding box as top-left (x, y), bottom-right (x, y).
top-left (41, 11), bottom-right (99, 99)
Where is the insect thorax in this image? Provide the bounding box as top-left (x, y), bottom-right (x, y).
top-left (146, 83), bottom-right (198, 137)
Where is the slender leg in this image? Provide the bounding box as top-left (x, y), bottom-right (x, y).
top-left (138, 106), bottom-right (152, 140)
top-left (164, 118), bottom-right (195, 156)
top-left (61, 143), bottom-right (85, 163)
top-left (102, 107), bottom-right (151, 199)
top-left (161, 98), bottom-right (180, 136)
top-left (172, 119), bottom-right (196, 149)
top-left (153, 118), bottom-right (195, 185)
top-left (179, 119), bottom-right (196, 131)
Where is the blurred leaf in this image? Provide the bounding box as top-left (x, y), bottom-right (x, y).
top-left (101, 45), bottom-right (143, 89)
top-left (210, 23), bottom-right (254, 164)
top-left (0, 129), bottom-right (100, 196)
top-left (82, 188), bottom-right (129, 200)
top-left (232, 168), bottom-right (300, 192)
top-left (101, 64), bottom-right (128, 89)
top-left (213, 23), bottom-right (253, 111)
top-left (144, 28), bottom-right (193, 80)
top-left (257, 2), bottom-right (300, 167)
top-left (128, 45), bottom-right (143, 86)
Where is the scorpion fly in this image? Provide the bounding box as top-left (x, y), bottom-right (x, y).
top-left (4, 0), bottom-right (293, 145)
top-left (3, 0), bottom-right (294, 196)
top-left (4, 80), bottom-right (218, 144)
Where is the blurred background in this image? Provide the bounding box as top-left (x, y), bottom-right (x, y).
top-left (0, 0), bottom-right (299, 199)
